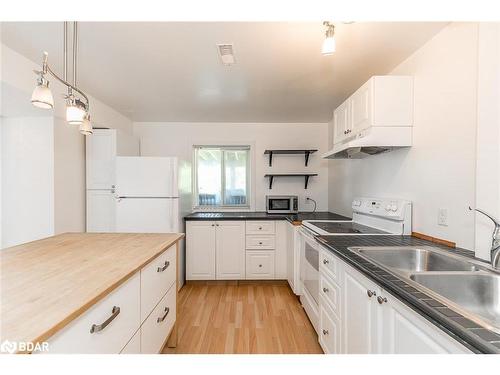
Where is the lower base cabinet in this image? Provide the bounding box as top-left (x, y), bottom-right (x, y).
top-left (246, 251), bottom-right (275, 279)
top-left (318, 246), bottom-right (472, 354)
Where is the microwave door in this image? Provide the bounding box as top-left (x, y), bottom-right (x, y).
top-left (270, 199), bottom-right (290, 211)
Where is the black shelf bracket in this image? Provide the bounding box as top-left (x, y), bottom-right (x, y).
top-left (268, 175), bottom-right (274, 189)
top-left (268, 151), bottom-right (273, 167)
top-left (304, 175), bottom-right (310, 189)
top-left (305, 151), bottom-right (311, 167)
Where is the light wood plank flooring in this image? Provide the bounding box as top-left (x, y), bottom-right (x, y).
top-left (163, 281), bottom-right (323, 354)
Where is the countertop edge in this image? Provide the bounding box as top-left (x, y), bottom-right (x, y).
top-left (316, 236), bottom-right (499, 354)
top-left (17, 233), bottom-right (185, 353)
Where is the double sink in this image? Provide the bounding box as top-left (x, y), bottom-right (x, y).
top-left (349, 246), bottom-right (500, 334)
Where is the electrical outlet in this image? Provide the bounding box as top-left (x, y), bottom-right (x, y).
top-left (305, 196), bottom-right (311, 203)
top-left (438, 208), bottom-right (448, 226)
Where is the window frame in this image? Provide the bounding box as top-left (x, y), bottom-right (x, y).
top-left (192, 145), bottom-right (252, 211)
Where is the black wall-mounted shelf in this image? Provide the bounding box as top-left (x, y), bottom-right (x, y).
top-left (264, 149), bottom-right (318, 167)
top-left (264, 173), bottom-right (318, 190)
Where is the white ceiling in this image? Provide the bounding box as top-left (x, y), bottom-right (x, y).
top-left (1, 22), bottom-right (447, 123)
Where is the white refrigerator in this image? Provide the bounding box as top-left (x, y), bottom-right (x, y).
top-left (114, 156), bottom-right (180, 233)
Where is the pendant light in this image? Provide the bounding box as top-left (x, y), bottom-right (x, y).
top-left (322, 21), bottom-right (336, 55)
top-left (30, 22), bottom-right (93, 135)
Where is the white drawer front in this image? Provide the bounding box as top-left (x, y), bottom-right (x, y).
top-left (246, 251), bottom-right (275, 279)
top-left (141, 244), bottom-right (176, 323)
top-left (120, 329), bottom-right (141, 354)
top-left (246, 221), bottom-right (275, 235)
top-left (320, 248), bottom-right (339, 282)
top-left (319, 300), bottom-right (341, 354)
top-left (45, 273), bottom-right (140, 354)
top-left (320, 275), bottom-right (341, 320)
top-left (141, 283), bottom-right (176, 354)
top-left (246, 235), bottom-right (275, 250)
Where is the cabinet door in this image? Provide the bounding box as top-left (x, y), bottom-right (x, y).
top-left (86, 190), bottom-right (116, 232)
top-left (286, 223), bottom-right (295, 290)
top-left (216, 221), bottom-right (246, 280)
top-left (333, 100), bottom-right (349, 144)
top-left (380, 291), bottom-right (471, 354)
top-left (342, 266), bottom-right (381, 354)
top-left (246, 251), bottom-right (275, 279)
top-left (86, 129), bottom-right (116, 190)
top-left (319, 298), bottom-right (341, 354)
top-left (186, 221), bottom-right (216, 280)
top-left (350, 79), bottom-right (372, 135)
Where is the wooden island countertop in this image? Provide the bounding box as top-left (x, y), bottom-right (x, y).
top-left (0, 232), bottom-right (184, 350)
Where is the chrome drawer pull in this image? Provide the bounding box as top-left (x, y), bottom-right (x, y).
top-left (258, 226), bottom-right (263, 230)
top-left (323, 259), bottom-right (329, 265)
top-left (322, 287), bottom-right (329, 293)
top-left (377, 296), bottom-right (388, 304)
top-left (157, 307), bottom-right (170, 323)
top-left (367, 290), bottom-right (377, 298)
top-left (90, 306), bottom-right (120, 333)
top-left (259, 242), bottom-right (263, 245)
top-left (157, 261), bottom-right (170, 272)
top-left (322, 329), bottom-right (329, 335)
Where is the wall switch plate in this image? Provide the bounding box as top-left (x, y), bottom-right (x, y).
top-left (438, 208), bottom-right (448, 226)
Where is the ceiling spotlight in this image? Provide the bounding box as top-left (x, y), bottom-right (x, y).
top-left (31, 72), bottom-right (54, 109)
top-left (322, 21), bottom-right (336, 55)
top-left (66, 97), bottom-right (86, 125)
top-left (79, 113), bottom-right (93, 135)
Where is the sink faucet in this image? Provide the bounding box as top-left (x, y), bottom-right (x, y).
top-left (470, 206), bottom-right (500, 269)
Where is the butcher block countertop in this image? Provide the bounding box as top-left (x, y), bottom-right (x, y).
top-left (0, 232), bottom-right (184, 352)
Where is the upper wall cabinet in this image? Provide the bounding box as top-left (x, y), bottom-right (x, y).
top-left (332, 76), bottom-right (413, 147)
top-left (86, 129), bottom-right (139, 190)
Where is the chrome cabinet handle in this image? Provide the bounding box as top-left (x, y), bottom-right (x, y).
top-left (377, 296), bottom-right (388, 304)
top-left (157, 307), bottom-right (170, 323)
top-left (259, 241), bottom-right (263, 245)
top-left (259, 264), bottom-right (263, 268)
top-left (258, 226), bottom-right (263, 230)
top-left (323, 259), bottom-right (329, 265)
top-left (367, 290), bottom-right (377, 298)
top-left (157, 260), bottom-right (170, 273)
top-left (211, 224), bottom-right (215, 227)
top-left (323, 287), bottom-right (329, 293)
top-left (322, 329), bottom-right (329, 335)
top-left (90, 306), bottom-right (120, 333)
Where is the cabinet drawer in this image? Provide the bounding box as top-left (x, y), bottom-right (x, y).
top-left (245, 251), bottom-right (275, 279)
top-left (246, 221), bottom-right (275, 235)
top-left (319, 300), bottom-right (341, 354)
top-left (45, 273), bottom-right (140, 354)
top-left (246, 235), bottom-right (275, 250)
top-left (141, 283), bottom-right (177, 354)
top-left (140, 244), bottom-right (176, 323)
top-left (120, 329), bottom-right (141, 354)
top-left (320, 275), bottom-right (341, 320)
top-left (320, 248), bottom-right (339, 282)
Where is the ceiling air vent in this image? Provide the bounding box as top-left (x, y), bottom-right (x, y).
top-left (217, 44), bottom-right (236, 65)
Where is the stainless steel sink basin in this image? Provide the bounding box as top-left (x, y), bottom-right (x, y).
top-left (410, 273), bottom-right (500, 332)
top-left (353, 246), bottom-right (479, 275)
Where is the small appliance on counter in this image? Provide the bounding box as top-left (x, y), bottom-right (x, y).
top-left (266, 195), bottom-right (299, 214)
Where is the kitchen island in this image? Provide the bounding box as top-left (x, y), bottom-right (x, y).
top-left (0, 232), bottom-right (184, 354)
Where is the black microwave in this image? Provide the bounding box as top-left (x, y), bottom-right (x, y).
top-left (266, 195), bottom-right (299, 214)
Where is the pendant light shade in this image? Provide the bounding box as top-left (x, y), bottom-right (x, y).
top-left (31, 77), bottom-right (54, 109)
top-left (322, 22), bottom-right (336, 55)
top-left (66, 98), bottom-right (86, 125)
top-left (79, 114), bottom-right (93, 135)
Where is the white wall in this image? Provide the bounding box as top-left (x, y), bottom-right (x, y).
top-left (1, 117), bottom-right (54, 248)
top-left (1, 43), bottom-right (133, 247)
top-left (475, 23), bottom-right (500, 260)
top-left (328, 23), bottom-right (479, 250)
top-left (134, 122), bottom-right (330, 212)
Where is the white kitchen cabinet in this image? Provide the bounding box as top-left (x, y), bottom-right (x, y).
top-left (286, 222), bottom-right (301, 294)
top-left (332, 99), bottom-right (350, 145)
top-left (342, 265), bottom-right (382, 354)
top-left (274, 221), bottom-right (288, 279)
top-left (216, 221), bottom-right (246, 280)
top-left (186, 221), bottom-right (217, 280)
top-left (85, 129), bottom-right (139, 190)
top-left (246, 251), bottom-right (275, 279)
top-left (332, 76), bottom-right (413, 145)
top-left (319, 296), bottom-right (341, 354)
top-left (86, 190), bottom-right (116, 232)
top-left (380, 290), bottom-right (471, 354)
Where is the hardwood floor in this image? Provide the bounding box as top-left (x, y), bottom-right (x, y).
top-left (163, 281), bottom-right (323, 354)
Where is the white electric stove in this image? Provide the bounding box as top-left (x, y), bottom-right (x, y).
top-left (298, 197), bottom-right (412, 334)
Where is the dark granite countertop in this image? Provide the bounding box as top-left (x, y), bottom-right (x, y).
top-left (316, 235), bottom-right (500, 354)
top-left (184, 211), bottom-right (351, 224)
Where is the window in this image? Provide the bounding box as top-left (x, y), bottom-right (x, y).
top-left (194, 146), bottom-right (251, 208)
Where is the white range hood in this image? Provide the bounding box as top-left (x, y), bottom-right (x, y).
top-left (322, 126), bottom-right (412, 159)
